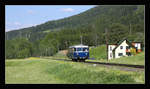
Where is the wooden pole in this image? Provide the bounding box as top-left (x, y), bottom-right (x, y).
top-left (105, 28), bottom-right (108, 44)
top-left (80, 35), bottom-right (82, 45)
top-left (129, 23), bottom-right (132, 35)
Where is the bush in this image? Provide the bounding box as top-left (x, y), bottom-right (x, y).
top-left (130, 48), bottom-right (136, 55)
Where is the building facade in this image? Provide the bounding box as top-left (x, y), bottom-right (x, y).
top-left (107, 39), bottom-right (142, 60)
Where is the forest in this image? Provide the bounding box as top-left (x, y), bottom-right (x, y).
top-left (5, 5), bottom-right (144, 59)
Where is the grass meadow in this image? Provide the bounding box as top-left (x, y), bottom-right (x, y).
top-left (5, 45), bottom-right (145, 84)
top-left (6, 58), bottom-right (144, 84)
top-left (89, 45), bottom-right (107, 59)
top-left (87, 52), bottom-right (145, 65)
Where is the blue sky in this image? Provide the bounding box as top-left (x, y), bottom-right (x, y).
top-left (6, 5), bottom-right (96, 32)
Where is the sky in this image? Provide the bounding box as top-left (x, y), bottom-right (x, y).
top-left (6, 5), bottom-right (96, 32)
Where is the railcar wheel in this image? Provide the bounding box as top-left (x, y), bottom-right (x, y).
top-left (75, 59), bottom-right (78, 62)
top-left (72, 59), bottom-right (75, 62)
top-left (83, 59), bottom-right (85, 62)
top-left (81, 59), bottom-right (85, 62)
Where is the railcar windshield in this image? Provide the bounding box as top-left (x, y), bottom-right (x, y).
top-left (73, 47), bottom-right (89, 52)
top-left (77, 48), bottom-right (82, 51)
top-left (83, 48), bottom-right (89, 51)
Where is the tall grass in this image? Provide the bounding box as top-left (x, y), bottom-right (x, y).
top-left (89, 45), bottom-right (107, 60)
top-left (87, 52), bottom-right (145, 65)
top-left (106, 52), bottom-right (145, 65)
top-left (88, 45), bottom-right (144, 65)
top-left (6, 59), bottom-right (144, 84)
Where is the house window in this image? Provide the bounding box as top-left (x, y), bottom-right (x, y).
top-left (120, 46), bottom-right (123, 49)
top-left (126, 46), bottom-right (130, 49)
top-left (118, 53), bottom-right (123, 56)
top-left (126, 52), bottom-right (131, 56)
top-left (110, 47), bottom-right (112, 51)
top-left (110, 53), bottom-right (112, 57)
top-left (135, 47), bottom-right (138, 50)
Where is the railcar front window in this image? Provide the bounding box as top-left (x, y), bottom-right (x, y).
top-left (83, 48), bottom-right (89, 51)
top-left (77, 48), bottom-right (82, 51)
top-left (83, 48), bottom-right (85, 51)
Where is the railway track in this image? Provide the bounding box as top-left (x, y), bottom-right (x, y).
top-left (53, 59), bottom-right (144, 72)
top-left (84, 61), bottom-right (144, 68)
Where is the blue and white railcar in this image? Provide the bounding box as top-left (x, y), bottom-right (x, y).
top-left (67, 44), bottom-right (89, 62)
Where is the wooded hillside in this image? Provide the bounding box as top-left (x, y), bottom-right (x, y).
top-left (5, 5), bottom-right (144, 59)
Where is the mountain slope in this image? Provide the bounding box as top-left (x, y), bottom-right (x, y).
top-left (6, 5), bottom-right (143, 42)
top-left (5, 5), bottom-right (144, 59)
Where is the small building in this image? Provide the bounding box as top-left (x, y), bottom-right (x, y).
top-left (107, 39), bottom-right (142, 60)
top-left (131, 42), bottom-right (142, 53)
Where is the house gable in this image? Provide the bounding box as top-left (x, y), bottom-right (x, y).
top-left (107, 39), bottom-right (142, 60)
top-left (112, 39), bottom-right (136, 59)
top-left (112, 39), bottom-right (136, 52)
top-left (114, 40), bottom-right (130, 58)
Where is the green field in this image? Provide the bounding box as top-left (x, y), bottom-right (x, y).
top-left (88, 45), bottom-right (144, 65)
top-left (5, 45), bottom-right (145, 84)
top-left (89, 45), bottom-right (107, 60)
top-left (6, 58), bottom-right (144, 84)
top-left (87, 52), bottom-right (145, 65)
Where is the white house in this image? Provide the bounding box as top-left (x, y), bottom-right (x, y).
top-left (107, 39), bottom-right (142, 60)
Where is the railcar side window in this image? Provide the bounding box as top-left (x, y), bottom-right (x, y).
top-left (74, 48), bottom-right (76, 51)
top-left (83, 48), bottom-right (86, 51)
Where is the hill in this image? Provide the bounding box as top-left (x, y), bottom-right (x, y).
top-left (6, 5), bottom-right (144, 42)
top-left (5, 5), bottom-right (144, 59)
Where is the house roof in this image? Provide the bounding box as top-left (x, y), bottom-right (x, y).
top-left (112, 39), bottom-right (136, 52)
top-left (131, 42), bottom-right (142, 44)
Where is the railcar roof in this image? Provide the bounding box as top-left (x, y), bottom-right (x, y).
top-left (69, 44), bottom-right (88, 48)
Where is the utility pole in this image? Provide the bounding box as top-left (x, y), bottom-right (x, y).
top-left (65, 41), bottom-right (68, 48)
top-left (129, 23), bottom-right (132, 35)
top-left (6, 33), bottom-right (8, 40)
top-left (26, 34), bottom-right (27, 39)
top-left (105, 28), bottom-right (108, 44)
top-left (80, 35), bottom-right (82, 45)
top-left (95, 34), bottom-right (98, 46)
top-left (19, 31), bottom-right (21, 38)
top-left (57, 44), bottom-right (59, 52)
top-left (29, 32), bottom-right (31, 39)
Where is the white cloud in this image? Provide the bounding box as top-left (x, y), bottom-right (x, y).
top-left (61, 8), bottom-right (74, 12)
top-left (14, 22), bottom-right (21, 26)
top-left (6, 22), bottom-right (37, 32)
top-left (27, 10), bottom-right (35, 14)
